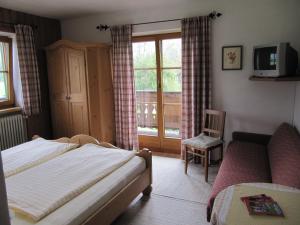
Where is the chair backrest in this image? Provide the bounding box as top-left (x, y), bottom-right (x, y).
top-left (202, 109), bottom-right (226, 139)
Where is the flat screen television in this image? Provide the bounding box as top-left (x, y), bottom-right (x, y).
top-left (253, 43), bottom-right (298, 77)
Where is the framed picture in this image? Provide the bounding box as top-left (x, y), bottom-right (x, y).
top-left (222, 45), bottom-right (243, 70)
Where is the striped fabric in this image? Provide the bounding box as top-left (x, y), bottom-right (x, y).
top-left (14, 24), bottom-right (41, 117)
top-left (110, 25), bottom-right (138, 150)
top-left (2, 138), bottom-right (78, 177)
top-left (6, 144), bottom-right (135, 221)
top-left (181, 16), bottom-right (211, 158)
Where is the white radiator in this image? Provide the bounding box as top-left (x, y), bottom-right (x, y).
top-left (0, 112), bottom-right (27, 150)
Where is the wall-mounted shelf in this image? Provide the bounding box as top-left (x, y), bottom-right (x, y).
top-left (249, 75), bottom-right (300, 82)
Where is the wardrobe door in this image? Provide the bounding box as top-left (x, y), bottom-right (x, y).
top-left (65, 48), bottom-right (89, 136)
top-left (46, 48), bottom-right (70, 138)
top-left (97, 48), bottom-right (115, 143)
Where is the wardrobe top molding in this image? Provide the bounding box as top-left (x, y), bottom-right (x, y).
top-left (45, 39), bottom-right (111, 50)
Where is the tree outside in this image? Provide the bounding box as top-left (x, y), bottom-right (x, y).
top-left (133, 39), bottom-right (181, 92)
top-left (0, 42), bottom-right (8, 100)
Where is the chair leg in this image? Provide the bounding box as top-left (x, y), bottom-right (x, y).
top-left (185, 146), bottom-right (188, 174)
top-left (201, 156), bottom-right (205, 167)
top-left (204, 150), bottom-right (208, 182)
top-left (194, 149), bottom-right (200, 164)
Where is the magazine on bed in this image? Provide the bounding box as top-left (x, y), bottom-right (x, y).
top-left (240, 194), bottom-right (284, 217)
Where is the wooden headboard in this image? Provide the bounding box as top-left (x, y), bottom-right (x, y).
top-left (33, 134), bottom-right (118, 149)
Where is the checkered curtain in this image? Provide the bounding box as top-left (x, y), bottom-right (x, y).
top-left (110, 25), bottom-right (138, 150)
top-left (181, 16), bottom-right (211, 158)
top-left (15, 25), bottom-right (41, 117)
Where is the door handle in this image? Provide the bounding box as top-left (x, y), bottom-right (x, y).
top-left (66, 96), bottom-right (71, 100)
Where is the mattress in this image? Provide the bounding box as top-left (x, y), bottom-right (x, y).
top-left (10, 156), bottom-right (146, 225)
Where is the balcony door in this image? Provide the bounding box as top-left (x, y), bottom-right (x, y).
top-left (133, 33), bottom-right (182, 154)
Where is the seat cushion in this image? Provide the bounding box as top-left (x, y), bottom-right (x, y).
top-left (207, 141), bottom-right (271, 221)
top-left (268, 123), bottom-right (300, 189)
top-left (182, 133), bottom-right (223, 148)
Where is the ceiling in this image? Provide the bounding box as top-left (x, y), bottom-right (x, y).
top-left (0, 0), bottom-right (192, 19)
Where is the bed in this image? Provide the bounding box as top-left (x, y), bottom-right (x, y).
top-left (7, 134), bottom-right (152, 225)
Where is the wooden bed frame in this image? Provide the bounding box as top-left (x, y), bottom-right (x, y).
top-left (33, 134), bottom-right (152, 225)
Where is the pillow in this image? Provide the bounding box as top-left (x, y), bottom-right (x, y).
top-left (2, 138), bottom-right (78, 177)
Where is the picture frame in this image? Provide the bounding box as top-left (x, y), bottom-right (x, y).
top-left (222, 45), bottom-right (243, 70)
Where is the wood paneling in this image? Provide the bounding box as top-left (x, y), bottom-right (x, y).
top-left (0, 7), bottom-right (61, 139)
top-left (69, 102), bottom-right (89, 136)
top-left (46, 47), bottom-right (70, 137)
top-left (51, 100), bottom-right (69, 137)
top-left (66, 48), bottom-right (87, 99)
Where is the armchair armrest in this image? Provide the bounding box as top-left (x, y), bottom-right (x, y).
top-left (232, 131), bottom-right (272, 146)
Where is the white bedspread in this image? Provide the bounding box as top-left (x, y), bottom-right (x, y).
top-left (2, 138), bottom-right (78, 177)
top-left (10, 156), bottom-right (146, 225)
top-left (6, 144), bottom-right (135, 222)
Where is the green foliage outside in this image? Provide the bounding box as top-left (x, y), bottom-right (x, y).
top-left (134, 70), bottom-right (157, 91)
top-left (0, 73), bottom-right (8, 99)
top-left (133, 39), bottom-right (182, 92)
top-left (0, 43), bottom-right (8, 99)
top-left (162, 69), bottom-right (182, 92)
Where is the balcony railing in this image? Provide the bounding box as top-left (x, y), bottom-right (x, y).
top-left (136, 91), bottom-right (181, 138)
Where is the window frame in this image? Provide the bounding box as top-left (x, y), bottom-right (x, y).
top-left (0, 36), bottom-right (14, 109)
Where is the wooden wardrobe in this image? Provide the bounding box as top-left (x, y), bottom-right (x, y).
top-left (45, 40), bottom-right (115, 143)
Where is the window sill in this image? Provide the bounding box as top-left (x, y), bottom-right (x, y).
top-left (0, 107), bottom-right (22, 116)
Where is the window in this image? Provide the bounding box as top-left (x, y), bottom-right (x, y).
top-left (133, 40), bottom-right (158, 136)
top-left (0, 36), bottom-right (14, 108)
top-left (133, 33), bottom-right (182, 153)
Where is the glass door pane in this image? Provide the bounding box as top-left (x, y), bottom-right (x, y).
top-left (161, 38), bottom-right (182, 138)
top-left (133, 41), bottom-right (158, 136)
top-left (0, 72), bottom-right (8, 100)
top-left (0, 42), bottom-right (9, 101)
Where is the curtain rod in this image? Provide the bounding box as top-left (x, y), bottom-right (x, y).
top-left (0, 21), bottom-right (38, 30)
top-left (96, 11), bottom-right (222, 31)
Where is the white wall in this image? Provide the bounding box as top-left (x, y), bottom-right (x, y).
top-left (61, 0), bottom-right (300, 144)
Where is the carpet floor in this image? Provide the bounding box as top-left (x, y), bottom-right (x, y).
top-left (112, 155), bottom-right (219, 225)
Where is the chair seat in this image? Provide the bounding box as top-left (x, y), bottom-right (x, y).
top-left (182, 133), bottom-right (223, 149)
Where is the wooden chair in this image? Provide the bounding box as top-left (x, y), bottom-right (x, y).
top-left (183, 109), bottom-right (226, 182)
